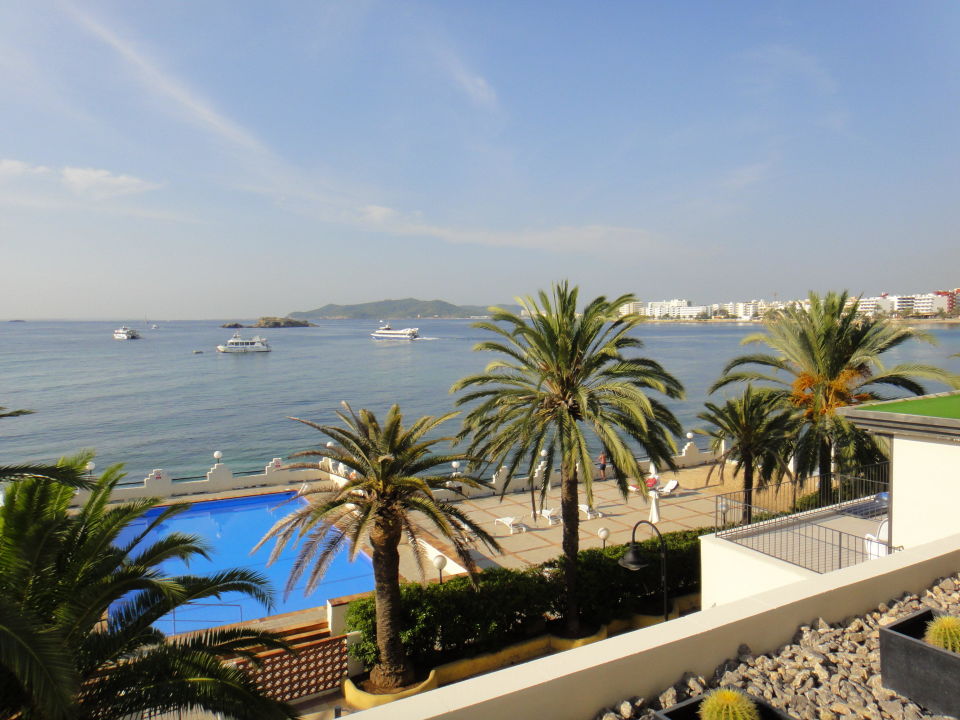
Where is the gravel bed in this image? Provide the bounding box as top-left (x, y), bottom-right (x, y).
top-left (593, 574), bottom-right (960, 720)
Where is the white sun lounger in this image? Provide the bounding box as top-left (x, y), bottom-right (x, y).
top-left (537, 508), bottom-right (561, 526)
top-left (578, 504), bottom-right (603, 520)
top-left (657, 478), bottom-right (679, 496)
top-left (495, 516), bottom-right (527, 534)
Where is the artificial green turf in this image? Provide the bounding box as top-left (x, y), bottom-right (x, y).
top-left (867, 393), bottom-right (960, 420)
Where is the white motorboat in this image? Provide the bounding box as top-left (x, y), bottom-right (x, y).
top-left (370, 323), bottom-right (419, 340)
top-left (216, 332), bottom-right (271, 353)
top-left (113, 326), bottom-right (141, 340)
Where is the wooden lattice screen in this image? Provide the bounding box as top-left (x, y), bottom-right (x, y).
top-left (237, 634), bottom-right (349, 702)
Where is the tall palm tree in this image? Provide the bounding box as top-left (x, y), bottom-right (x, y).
top-left (256, 403), bottom-right (499, 691)
top-left (452, 282), bottom-right (684, 636)
top-left (713, 291), bottom-right (959, 503)
top-left (697, 385), bottom-right (799, 524)
top-left (0, 464), bottom-right (296, 720)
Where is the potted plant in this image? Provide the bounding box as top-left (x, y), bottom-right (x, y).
top-left (880, 607), bottom-right (960, 717)
top-left (655, 688), bottom-right (793, 720)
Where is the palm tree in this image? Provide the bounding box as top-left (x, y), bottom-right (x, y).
top-left (452, 282), bottom-right (684, 636)
top-left (713, 291), bottom-right (959, 503)
top-left (0, 464), bottom-right (296, 720)
top-left (697, 385), bottom-right (798, 524)
top-left (256, 403), bottom-right (499, 691)
top-left (0, 409), bottom-right (92, 719)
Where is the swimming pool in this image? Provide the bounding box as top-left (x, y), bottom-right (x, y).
top-left (116, 491), bottom-right (374, 633)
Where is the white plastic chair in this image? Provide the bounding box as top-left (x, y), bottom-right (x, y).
top-left (864, 519), bottom-right (890, 559)
top-left (495, 516), bottom-right (527, 534)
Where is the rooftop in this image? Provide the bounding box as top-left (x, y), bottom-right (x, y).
top-left (865, 391), bottom-right (960, 420)
top-left (838, 391), bottom-right (960, 441)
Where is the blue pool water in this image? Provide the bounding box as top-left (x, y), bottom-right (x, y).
top-left (116, 491), bottom-right (374, 633)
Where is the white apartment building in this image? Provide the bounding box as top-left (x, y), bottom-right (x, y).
top-left (646, 299), bottom-right (691, 318)
top-left (891, 295), bottom-right (916, 314)
top-left (674, 305), bottom-right (710, 319)
top-left (617, 301), bottom-right (645, 316)
top-left (911, 293), bottom-right (949, 316)
top-left (857, 295), bottom-right (894, 315)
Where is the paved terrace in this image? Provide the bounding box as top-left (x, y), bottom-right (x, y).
top-left (400, 465), bottom-right (724, 580)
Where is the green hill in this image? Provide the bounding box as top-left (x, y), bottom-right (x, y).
top-left (288, 298), bottom-right (518, 320)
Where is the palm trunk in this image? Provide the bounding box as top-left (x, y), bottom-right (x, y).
top-left (369, 517), bottom-right (414, 690)
top-left (559, 465), bottom-right (580, 636)
top-left (818, 439), bottom-right (832, 507)
top-left (741, 453), bottom-right (754, 525)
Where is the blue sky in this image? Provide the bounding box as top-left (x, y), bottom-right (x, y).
top-left (2, 1), bottom-right (958, 319)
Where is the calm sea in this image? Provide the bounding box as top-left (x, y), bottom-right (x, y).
top-left (3, 319), bottom-right (959, 481)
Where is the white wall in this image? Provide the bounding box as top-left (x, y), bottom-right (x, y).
top-left (699, 534), bottom-right (815, 608)
top-left (892, 436), bottom-right (960, 548)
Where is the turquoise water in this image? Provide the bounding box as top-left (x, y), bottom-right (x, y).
top-left (3, 319), bottom-right (959, 480)
top-left (115, 491), bottom-right (374, 632)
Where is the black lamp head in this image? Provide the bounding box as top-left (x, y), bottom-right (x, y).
top-left (618, 544), bottom-right (649, 571)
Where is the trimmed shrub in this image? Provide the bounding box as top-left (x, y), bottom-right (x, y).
top-left (542, 527), bottom-right (713, 624)
top-left (346, 566), bottom-right (554, 669)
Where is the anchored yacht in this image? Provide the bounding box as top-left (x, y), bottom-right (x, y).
top-left (113, 326), bottom-right (141, 340)
top-left (216, 332), bottom-right (271, 353)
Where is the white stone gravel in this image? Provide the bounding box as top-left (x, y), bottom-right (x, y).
top-left (593, 574), bottom-right (960, 720)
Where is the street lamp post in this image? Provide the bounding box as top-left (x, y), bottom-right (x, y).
top-left (618, 520), bottom-right (669, 622)
top-left (432, 554), bottom-right (448, 584)
top-left (85, 461), bottom-right (96, 477)
top-left (597, 526), bottom-right (610, 550)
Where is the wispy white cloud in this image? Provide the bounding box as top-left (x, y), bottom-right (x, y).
top-left (442, 52), bottom-right (498, 110)
top-left (0, 159), bottom-right (51, 178)
top-left (356, 202), bottom-right (652, 252)
top-left (0, 157), bottom-right (161, 203)
top-left (721, 161), bottom-right (771, 192)
top-left (65, 4), bottom-right (269, 155)
top-left (60, 5), bottom-right (646, 254)
top-left (61, 166), bottom-right (160, 200)
top-left (743, 44), bottom-right (839, 96)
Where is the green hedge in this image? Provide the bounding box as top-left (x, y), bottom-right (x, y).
top-left (346, 526), bottom-right (714, 669)
top-left (346, 566), bottom-right (554, 670)
top-left (541, 528), bottom-right (709, 625)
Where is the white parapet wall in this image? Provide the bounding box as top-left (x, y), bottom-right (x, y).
top-left (891, 436), bottom-right (960, 549)
top-left (350, 532), bottom-right (960, 720)
top-left (70, 458), bottom-right (325, 506)
top-left (699, 533), bottom-right (815, 608)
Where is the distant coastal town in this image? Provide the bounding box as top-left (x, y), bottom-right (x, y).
top-left (617, 287), bottom-right (960, 321)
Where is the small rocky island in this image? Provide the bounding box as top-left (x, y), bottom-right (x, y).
top-left (221, 317), bottom-right (316, 328)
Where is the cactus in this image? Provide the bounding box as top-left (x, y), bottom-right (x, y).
top-left (924, 614), bottom-right (960, 654)
top-left (697, 688), bottom-right (760, 720)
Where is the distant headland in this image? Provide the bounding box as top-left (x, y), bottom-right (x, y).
top-left (221, 317), bottom-right (316, 328)
top-left (288, 298), bottom-right (520, 320)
